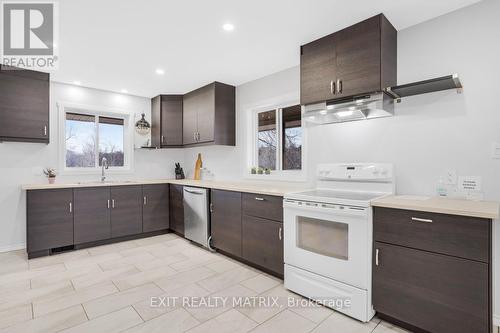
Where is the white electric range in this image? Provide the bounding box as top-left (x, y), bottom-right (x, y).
top-left (283, 163), bottom-right (394, 322)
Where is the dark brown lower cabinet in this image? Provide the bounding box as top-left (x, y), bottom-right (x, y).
top-left (211, 190), bottom-right (242, 257)
top-left (74, 187), bottom-right (111, 243)
top-left (169, 184), bottom-right (184, 235)
top-left (110, 185), bottom-right (143, 237)
top-left (242, 215), bottom-right (283, 276)
top-left (373, 241), bottom-right (489, 333)
top-left (142, 184), bottom-right (169, 232)
top-left (27, 189), bottom-right (74, 254)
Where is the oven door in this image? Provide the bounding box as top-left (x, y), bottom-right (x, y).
top-left (284, 199), bottom-right (371, 290)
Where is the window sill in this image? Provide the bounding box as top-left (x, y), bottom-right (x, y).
top-left (243, 171), bottom-right (308, 183)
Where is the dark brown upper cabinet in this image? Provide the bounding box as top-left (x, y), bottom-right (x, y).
top-left (300, 14), bottom-right (397, 105)
top-left (0, 65), bottom-right (50, 143)
top-left (183, 82), bottom-right (235, 146)
top-left (151, 95), bottom-right (183, 148)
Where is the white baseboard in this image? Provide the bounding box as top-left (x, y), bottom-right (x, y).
top-left (0, 243), bottom-right (26, 253)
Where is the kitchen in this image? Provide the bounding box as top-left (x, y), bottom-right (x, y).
top-left (0, 0), bottom-right (499, 332)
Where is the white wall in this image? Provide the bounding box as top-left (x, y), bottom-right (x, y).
top-left (0, 82), bottom-right (184, 252)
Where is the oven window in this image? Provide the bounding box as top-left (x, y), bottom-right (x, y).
top-left (296, 216), bottom-right (348, 260)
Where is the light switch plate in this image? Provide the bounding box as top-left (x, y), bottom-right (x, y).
top-left (458, 176), bottom-right (482, 192)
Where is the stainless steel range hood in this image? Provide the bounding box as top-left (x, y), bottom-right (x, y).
top-left (303, 92), bottom-right (394, 124)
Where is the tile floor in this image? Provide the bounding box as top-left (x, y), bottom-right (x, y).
top-left (0, 233), bottom-right (409, 333)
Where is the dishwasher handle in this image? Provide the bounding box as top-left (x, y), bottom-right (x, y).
top-left (184, 188), bottom-right (205, 195)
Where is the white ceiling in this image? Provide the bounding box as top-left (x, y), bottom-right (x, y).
top-left (52, 0), bottom-right (481, 98)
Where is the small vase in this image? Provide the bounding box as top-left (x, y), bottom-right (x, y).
top-left (48, 177), bottom-right (55, 184)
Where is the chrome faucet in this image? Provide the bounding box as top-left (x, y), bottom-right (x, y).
top-left (101, 157), bottom-right (109, 182)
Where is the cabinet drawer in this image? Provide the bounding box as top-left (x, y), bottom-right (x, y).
top-left (242, 193), bottom-right (283, 222)
top-left (374, 207), bottom-right (490, 262)
top-left (373, 242), bottom-right (489, 333)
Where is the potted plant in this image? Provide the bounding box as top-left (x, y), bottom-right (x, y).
top-left (257, 167), bottom-right (264, 175)
top-left (251, 167), bottom-right (257, 174)
top-left (264, 168), bottom-right (271, 175)
top-left (43, 168), bottom-right (57, 184)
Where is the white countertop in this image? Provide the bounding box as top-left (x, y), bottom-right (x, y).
top-left (22, 179), bottom-right (311, 197)
top-left (372, 195), bottom-right (500, 219)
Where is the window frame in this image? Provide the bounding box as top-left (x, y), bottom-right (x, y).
top-left (57, 102), bottom-right (135, 175)
top-left (246, 100), bottom-right (307, 182)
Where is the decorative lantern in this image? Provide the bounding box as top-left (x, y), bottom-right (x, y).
top-left (135, 113), bottom-right (151, 135)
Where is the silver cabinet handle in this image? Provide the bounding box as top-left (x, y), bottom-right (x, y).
top-left (330, 80), bottom-right (335, 95)
top-left (69, 202), bottom-right (72, 213)
top-left (193, 132), bottom-right (197, 142)
top-left (278, 227), bottom-right (282, 241)
top-left (161, 135), bottom-right (164, 143)
top-left (210, 203), bottom-right (213, 213)
top-left (184, 189), bottom-right (204, 195)
top-left (197, 132), bottom-right (201, 141)
top-left (411, 217), bottom-right (433, 223)
top-left (254, 197), bottom-right (265, 201)
top-left (336, 79), bottom-right (342, 94)
top-left (43, 126), bottom-right (47, 136)
top-left (143, 196), bottom-right (147, 206)
top-left (375, 248), bottom-right (379, 266)
top-left (112, 199), bottom-right (115, 208)
top-left (107, 199), bottom-right (110, 209)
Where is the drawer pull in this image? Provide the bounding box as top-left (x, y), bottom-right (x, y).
top-left (255, 197), bottom-right (265, 201)
top-left (278, 227), bottom-right (282, 241)
top-left (107, 199), bottom-right (110, 209)
top-left (69, 202), bottom-right (72, 213)
top-left (411, 217), bottom-right (433, 223)
top-left (112, 199), bottom-right (115, 209)
top-left (375, 248), bottom-right (379, 266)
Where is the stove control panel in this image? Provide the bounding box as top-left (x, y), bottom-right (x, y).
top-left (317, 163), bottom-right (393, 182)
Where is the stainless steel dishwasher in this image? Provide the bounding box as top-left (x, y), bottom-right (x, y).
top-left (183, 187), bottom-right (210, 248)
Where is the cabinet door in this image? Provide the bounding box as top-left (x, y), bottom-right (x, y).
top-left (110, 185), bottom-right (143, 237)
top-left (150, 95), bottom-right (161, 148)
top-left (242, 215), bottom-right (283, 276)
top-left (74, 187), bottom-right (111, 243)
top-left (196, 85), bottom-right (215, 143)
top-left (300, 34), bottom-right (336, 105)
top-left (182, 91), bottom-right (200, 145)
top-left (0, 69), bottom-right (49, 142)
top-left (210, 190), bottom-right (242, 257)
top-left (143, 184), bottom-right (169, 232)
top-left (335, 15), bottom-right (381, 97)
top-left (27, 189), bottom-right (74, 253)
top-left (169, 184), bottom-right (184, 235)
top-left (373, 242), bottom-right (489, 333)
top-left (161, 95), bottom-right (183, 146)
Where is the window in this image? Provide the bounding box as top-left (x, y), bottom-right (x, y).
top-left (63, 107), bottom-right (129, 171)
top-left (255, 105), bottom-right (302, 171)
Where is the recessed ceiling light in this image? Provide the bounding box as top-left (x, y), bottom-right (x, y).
top-left (121, 89), bottom-right (128, 94)
top-left (222, 23), bottom-right (234, 31)
top-left (155, 68), bottom-right (165, 75)
top-left (73, 81), bottom-right (81, 85)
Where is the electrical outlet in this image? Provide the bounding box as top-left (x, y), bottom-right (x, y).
top-left (444, 170), bottom-right (457, 185)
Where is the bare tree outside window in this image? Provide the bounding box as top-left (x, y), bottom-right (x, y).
top-left (282, 105), bottom-right (302, 170)
top-left (258, 110), bottom-right (277, 170)
top-left (65, 112), bottom-right (125, 169)
top-left (255, 105), bottom-right (302, 172)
